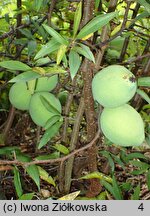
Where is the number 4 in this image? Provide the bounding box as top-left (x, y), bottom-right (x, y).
top-left (138, 203), bottom-right (144, 211)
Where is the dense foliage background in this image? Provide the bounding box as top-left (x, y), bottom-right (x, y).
top-left (0, 0), bottom-right (150, 200)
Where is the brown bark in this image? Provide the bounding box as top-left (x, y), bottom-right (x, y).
top-left (3, 0), bottom-right (23, 143)
top-left (81, 0), bottom-right (100, 197)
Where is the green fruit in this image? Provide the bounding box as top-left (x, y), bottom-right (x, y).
top-left (106, 49), bottom-right (120, 62)
top-left (29, 92), bottom-right (61, 127)
top-left (100, 104), bottom-right (145, 147)
top-left (9, 82), bottom-right (32, 110)
top-left (92, 65), bottom-right (137, 108)
top-left (35, 75), bottom-right (58, 92)
top-left (109, 37), bottom-right (125, 51)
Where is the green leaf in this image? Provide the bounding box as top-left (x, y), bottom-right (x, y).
top-left (0, 146), bottom-right (20, 155)
top-left (131, 168), bottom-right (149, 175)
top-left (28, 40), bottom-right (37, 56)
top-left (13, 167), bottom-right (23, 198)
top-left (18, 193), bottom-right (35, 200)
top-left (69, 50), bottom-right (81, 80)
top-left (35, 57), bottom-right (51, 66)
top-left (143, 104), bottom-right (150, 110)
top-left (95, 0), bottom-right (101, 9)
top-left (131, 184), bottom-right (140, 200)
top-left (0, 60), bottom-right (31, 71)
top-left (53, 143), bottom-right (69, 155)
top-left (131, 11), bottom-right (149, 26)
top-left (26, 165), bottom-right (40, 190)
top-left (62, 54), bottom-right (68, 68)
top-left (100, 151), bottom-right (115, 172)
top-left (44, 115), bottom-right (62, 130)
top-left (38, 166), bottom-right (56, 186)
top-left (42, 24), bottom-right (69, 46)
top-left (109, 37), bottom-right (125, 51)
top-left (33, 0), bottom-right (43, 11)
top-left (73, 2), bottom-right (82, 38)
top-left (40, 95), bottom-right (61, 115)
top-left (45, 65), bottom-right (67, 74)
top-left (111, 154), bottom-right (125, 169)
top-left (32, 67), bottom-right (46, 75)
top-left (76, 12), bottom-right (117, 39)
top-left (101, 177), bottom-right (123, 200)
top-left (9, 71), bottom-right (41, 83)
top-left (112, 176), bottom-right (123, 200)
top-left (137, 0), bottom-right (150, 14)
top-left (57, 44), bottom-right (67, 65)
top-left (35, 151), bottom-right (60, 160)
top-left (32, 20), bottom-right (47, 41)
top-left (34, 38), bottom-right (60, 60)
top-left (136, 88), bottom-right (150, 104)
top-left (16, 153), bottom-right (31, 162)
top-left (74, 43), bottom-right (95, 63)
top-left (14, 38), bottom-right (27, 45)
top-left (5, 13), bottom-right (10, 23)
top-left (130, 160), bottom-right (149, 170)
top-left (100, 180), bottom-right (115, 198)
top-left (138, 77), bottom-right (150, 87)
top-left (120, 150), bottom-right (129, 163)
top-left (19, 29), bottom-right (34, 40)
top-left (38, 121), bottom-right (63, 149)
top-left (96, 191), bottom-right (107, 200)
top-left (125, 152), bottom-right (148, 162)
top-left (146, 169), bottom-right (150, 190)
top-left (80, 171), bottom-right (112, 183)
top-left (120, 182), bottom-right (132, 192)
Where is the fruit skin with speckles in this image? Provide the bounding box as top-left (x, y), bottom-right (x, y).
top-left (100, 104), bottom-right (145, 147)
top-left (9, 82), bottom-right (32, 110)
top-left (29, 92), bottom-right (61, 127)
top-left (35, 75), bottom-right (58, 92)
top-left (92, 65), bottom-right (137, 108)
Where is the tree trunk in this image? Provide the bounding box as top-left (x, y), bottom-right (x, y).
top-left (81, 0), bottom-right (101, 197)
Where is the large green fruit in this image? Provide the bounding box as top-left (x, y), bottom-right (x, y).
top-left (35, 75), bottom-right (58, 92)
top-left (100, 104), bottom-right (145, 147)
top-left (92, 65), bottom-right (137, 108)
top-left (9, 82), bottom-right (32, 110)
top-left (29, 92), bottom-right (61, 127)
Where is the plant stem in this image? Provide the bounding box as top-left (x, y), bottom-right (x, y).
top-left (64, 97), bottom-right (85, 193)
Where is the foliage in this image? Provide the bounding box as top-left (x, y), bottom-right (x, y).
top-left (0, 0), bottom-right (150, 200)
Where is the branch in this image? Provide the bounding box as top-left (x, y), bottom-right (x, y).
top-left (16, 0), bottom-right (22, 39)
top-left (96, 1), bottom-right (132, 48)
top-left (81, 0), bottom-right (94, 27)
top-left (3, 107), bottom-right (16, 142)
top-left (123, 53), bottom-right (150, 65)
top-left (64, 97), bottom-right (85, 193)
top-left (119, 2), bottom-right (140, 62)
top-left (15, 15), bottom-right (47, 59)
top-left (0, 131), bottom-right (100, 166)
top-left (0, 24), bottom-right (30, 40)
top-left (95, 0), bottom-right (118, 69)
top-left (47, 0), bottom-right (57, 26)
top-left (62, 78), bottom-right (76, 142)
